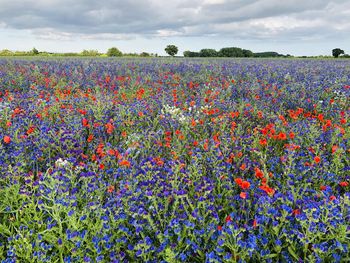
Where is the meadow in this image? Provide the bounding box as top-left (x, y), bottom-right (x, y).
top-left (0, 58), bottom-right (349, 262)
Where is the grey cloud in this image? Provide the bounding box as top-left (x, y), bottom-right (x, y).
top-left (0, 0), bottom-right (348, 41)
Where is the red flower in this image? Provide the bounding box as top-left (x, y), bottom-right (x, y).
top-left (240, 163), bottom-right (246, 170)
top-left (329, 195), bottom-right (336, 201)
top-left (289, 132), bottom-right (295, 139)
top-left (339, 181), bottom-right (348, 187)
top-left (239, 192), bottom-right (247, 199)
top-left (320, 185), bottom-right (327, 191)
top-left (107, 185), bottom-right (115, 193)
top-left (217, 225), bottom-right (222, 231)
top-left (332, 145), bottom-right (338, 154)
top-left (292, 209), bottom-right (301, 216)
top-left (314, 156), bottom-right (321, 164)
top-left (234, 178), bottom-right (243, 186)
top-left (278, 132), bottom-right (287, 140)
top-left (119, 159), bottom-right (131, 167)
top-left (3, 136), bottom-right (11, 144)
top-left (87, 134), bottom-right (94, 143)
top-left (82, 118), bottom-right (89, 127)
top-left (225, 215), bottom-right (232, 223)
top-left (241, 181), bottom-right (250, 190)
top-left (259, 139), bottom-right (267, 146)
top-left (259, 184), bottom-right (275, 196)
top-left (105, 122), bottom-right (115, 134)
top-left (254, 167), bottom-right (264, 179)
top-left (317, 114), bottom-right (324, 122)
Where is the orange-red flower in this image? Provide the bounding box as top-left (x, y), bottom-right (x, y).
top-left (339, 181), bottom-right (348, 187)
top-left (259, 184), bottom-right (275, 196)
top-left (278, 132), bottom-right (287, 140)
top-left (331, 145), bottom-right (338, 154)
top-left (259, 138), bottom-right (267, 146)
top-left (241, 181), bottom-right (250, 190)
top-left (87, 134), bottom-right (94, 143)
top-left (234, 178), bottom-right (243, 185)
top-left (314, 156), bottom-right (321, 164)
top-left (289, 132), bottom-right (295, 139)
top-left (239, 192), bottom-right (247, 199)
top-left (105, 122), bottom-right (115, 134)
top-left (3, 136), bottom-right (11, 144)
top-left (107, 185), bottom-right (115, 193)
top-left (254, 167), bottom-right (264, 179)
top-left (119, 159), bottom-right (131, 167)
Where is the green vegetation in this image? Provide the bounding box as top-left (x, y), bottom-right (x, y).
top-left (332, 48), bottom-right (345, 58)
top-left (183, 46), bottom-right (288, 58)
top-left (165, 45), bottom-right (178, 57)
top-left (106, 47), bottom-right (123, 57)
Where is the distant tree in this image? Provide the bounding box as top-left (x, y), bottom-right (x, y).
top-left (332, 48), bottom-right (345, 58)
top-left (219, 47), bottom-right (244, 57)
top-left (0, 49), bottom-right (14, 56)
top-left (140, 52), bottom-right (150, 57)
top-left (183, 51), bottom-right (200, 57)
top-left (107, 47), bottom-right (122, 57)
top-left (81, 49), bottom-right (99, 56)
top-left (199, 49), bottom-right (218, 57)
top-left (254, 52), bottom-right (280, 58)
top-left (32, 47), bottom-right (39, 55)
top-left (242, 49), bottom-right (254, 57)
top-left (165, 45), bottom-right (178, 56)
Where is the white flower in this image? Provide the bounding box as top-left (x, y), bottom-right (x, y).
top-left (55, 158), bottom-right (70, 168)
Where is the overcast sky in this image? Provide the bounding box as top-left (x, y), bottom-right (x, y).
top-left (0, 0), bottom-right (349, 56)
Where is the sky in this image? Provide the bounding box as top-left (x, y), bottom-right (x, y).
top-left (0, 0), bottom-right (349, 56)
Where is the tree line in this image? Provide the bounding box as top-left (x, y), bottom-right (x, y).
top-left (0, 47), bottom-right (158, 57)
top-left (165, 45), bottom-right (349, 58)
top-left (183, 47), bottom-right (289, 58)
top-left (0, 46), bottom-right (348, 58)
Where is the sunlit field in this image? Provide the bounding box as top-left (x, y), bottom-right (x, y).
top-left (0, 58), bottom-right (349, 262)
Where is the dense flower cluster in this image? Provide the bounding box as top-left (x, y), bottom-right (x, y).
top-left (0, 58), bottom-right (349, 262)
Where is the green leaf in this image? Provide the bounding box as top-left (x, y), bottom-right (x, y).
top-left (288, 246), bottom-right (299, 260)
top-left (265, 253), bottom-right (279, 258)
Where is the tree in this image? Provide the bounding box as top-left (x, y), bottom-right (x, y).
top-left (242, 49), bottom-right (254, 57)
top-left (219, 47), bottom-right (244, 57)
top-left (199, 49), bottom-right (218, 57)
top-left (183, 51), bottom-right (200, 57)
top-left (140, 52), bottom-right (150, 57)
top-left (32, 47), bottom-right (39, 55)
top-left (165, 45), bottom-right (178, 56)
top-left (254, 52), bottom-right (280, 58)
top-left (107, 47), bottom-right (122, 57)
top-left (81, 49), bottom-right (99, 56)
top-left (332, 48), bottom-right (345, 58)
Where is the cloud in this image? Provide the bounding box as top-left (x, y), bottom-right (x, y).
top-left (0, 0), bottom-right (348, 43)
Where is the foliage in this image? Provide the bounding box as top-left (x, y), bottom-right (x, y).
top-left (80, 50), bottom-right (100, 56)
top-left (200, 49), bottom-right (218, 57)
top-left (183, 51), bottom-right (200, 57)
top-left (332, 48), bottom-right (345, 58)
top-left (107, 47), bottom-right (123, 57)
top-left (32, 48), bottom-right (39, 55)
top-left (165, 45), bottom-right (178, 56)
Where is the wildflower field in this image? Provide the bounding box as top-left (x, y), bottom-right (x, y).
top-left (0, 58), bottom-right (349, 262)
